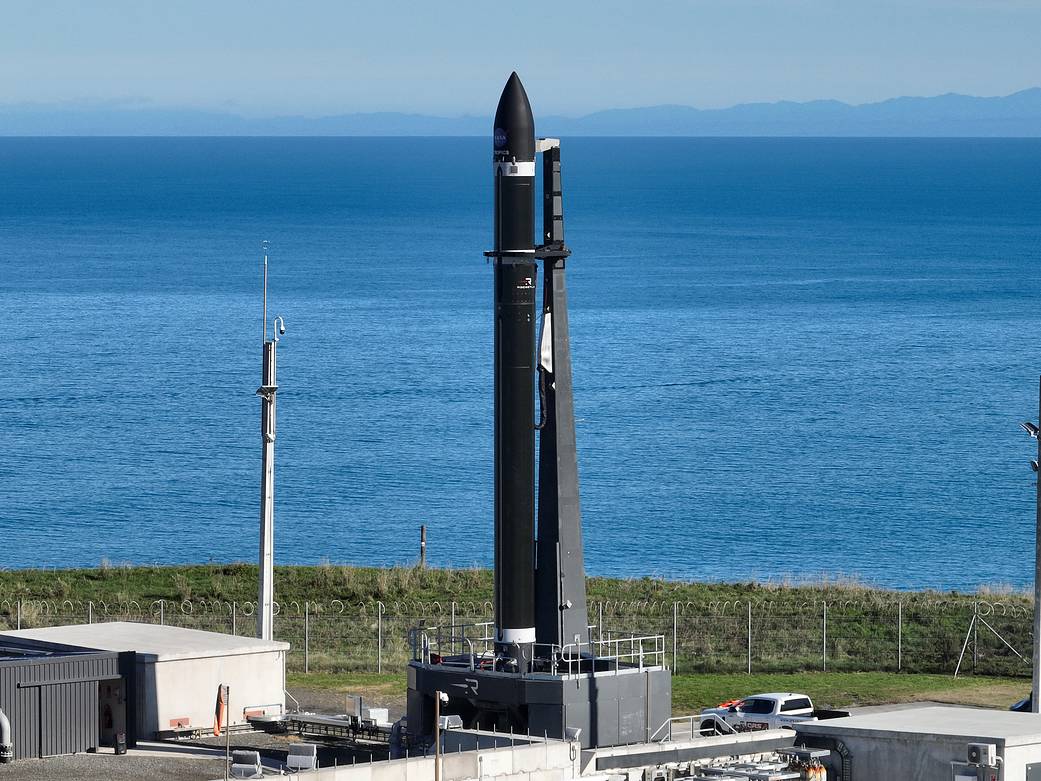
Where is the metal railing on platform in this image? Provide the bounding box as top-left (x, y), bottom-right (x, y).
top-left (410, 622), bottom-right (667, 675)
top-left (650, 713), bottom-right (735, 743)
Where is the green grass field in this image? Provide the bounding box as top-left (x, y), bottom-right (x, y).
top-left (286, 671), bottom-right (1027, 715)
top-left (1, 563), bottom-right (1033, 679)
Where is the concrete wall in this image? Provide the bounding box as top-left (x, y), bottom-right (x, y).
top-left (1000, 743), bottom-right (1041, 781)
top-left (140, 649), bottom-right (286, 736)
top-left (442, 731), bottom-right (549, 752)
top-left (245, 739), bottom-right (581, 781)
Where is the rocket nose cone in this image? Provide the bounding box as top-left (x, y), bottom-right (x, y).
top-left (493, 72), bottom-right (535, 161)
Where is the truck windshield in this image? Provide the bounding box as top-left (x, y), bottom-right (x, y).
top-left (738, 698), bottom-right (774, 714)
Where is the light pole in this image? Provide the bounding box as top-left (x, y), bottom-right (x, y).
top-left (1021, 381), bottom-right (1041, 713)
top-left (434, 690), bottom-right (448, 781)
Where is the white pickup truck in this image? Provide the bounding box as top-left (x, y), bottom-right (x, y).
top-left (699, 692), bottom-right (840, 734)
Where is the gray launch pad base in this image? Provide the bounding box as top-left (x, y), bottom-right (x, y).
top-left (407, 660), bottom-right (672, 749)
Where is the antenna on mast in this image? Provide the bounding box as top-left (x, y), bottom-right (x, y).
top-left (262, 240), bottom-right (270, 343)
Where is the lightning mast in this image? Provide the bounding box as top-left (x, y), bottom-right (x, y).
top-left (257, 242), bottom-right (284, 641)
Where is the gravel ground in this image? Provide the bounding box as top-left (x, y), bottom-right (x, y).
top-left (0, 753), bottom-right (224, 781)
top-left (192, 728), bottom-right (389, 766)
top-left (290, 685), bottom-right (406, 721)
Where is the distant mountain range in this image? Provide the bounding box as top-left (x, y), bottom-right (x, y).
top-left (2, 88), bottom-right (1040, 136)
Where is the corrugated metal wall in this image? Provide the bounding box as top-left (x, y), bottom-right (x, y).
top-left (0, 652), bottom-right (119, 760)
top-left (0, 664), bottom-right (40, 759)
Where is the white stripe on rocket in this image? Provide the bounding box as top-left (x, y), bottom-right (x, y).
top-left (497, 626), bottom-right (536, 643)
top-left (495, 161), bottom-right (536, 177)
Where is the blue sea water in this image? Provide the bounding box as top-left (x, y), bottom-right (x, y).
top-left (1, 137), bottom-right (1040, 590)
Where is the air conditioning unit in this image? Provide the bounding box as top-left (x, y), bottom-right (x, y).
top-left (286, 743), bottom-right (317, 771)
top-left (229, 749), bottom-right (263, 779)
top-left (438, 714), bottom-right (463, 730)
top-left (968, 742), bottom-right (997, 766)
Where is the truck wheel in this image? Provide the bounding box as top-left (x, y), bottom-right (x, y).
top-left (699, 720), bottom-right (719, 736)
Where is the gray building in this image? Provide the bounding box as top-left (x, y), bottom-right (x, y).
top-left (796, 706), bottom-right (1041, 780)
top-left (0, 635), bottom-right (135, 761)
top-left (7, 623), bottom-right (288, 739)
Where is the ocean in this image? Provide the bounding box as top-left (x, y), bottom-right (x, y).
top-left (1, 137), bottom-right (1039, 590)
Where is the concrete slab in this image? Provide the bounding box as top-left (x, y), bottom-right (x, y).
top-left (802, 705), bottom-right (1041, 747)
top-left (844, 700), bottom-right (995, 716)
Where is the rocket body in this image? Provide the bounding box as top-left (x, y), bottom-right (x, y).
top-left (492, 73), bottom-right (537, 654)
top-left (407, 75), bottom-right (673, 748)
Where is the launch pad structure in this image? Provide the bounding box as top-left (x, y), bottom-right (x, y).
top-left (406, 74), bottom-right (671, 750)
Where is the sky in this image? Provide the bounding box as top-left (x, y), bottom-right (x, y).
top-left (0, 0), bottom-right (1038, 117)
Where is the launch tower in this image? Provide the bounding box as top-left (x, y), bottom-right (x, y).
top-left (406, 73), bottom-right (671, 749)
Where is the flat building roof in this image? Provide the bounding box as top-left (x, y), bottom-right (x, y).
top-left (0, 635), bottom-right (106, 662)
top-left (797, 706), bottom-right (1041, 748)
top-left (4, 621), bottom-right (289, 662)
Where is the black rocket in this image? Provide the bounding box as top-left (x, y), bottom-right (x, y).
top-left (491, 72), bottom-right (537, 661)
top-left (406, 73), bottom-right (671, 747)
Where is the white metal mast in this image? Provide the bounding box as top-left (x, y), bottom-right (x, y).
top-left (257, 241), bottom-right (283, 641)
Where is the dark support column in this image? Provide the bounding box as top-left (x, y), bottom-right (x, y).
top-left (118, 651), bottom-right (137, 749)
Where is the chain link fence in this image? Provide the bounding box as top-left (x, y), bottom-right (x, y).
top-left (0, 597), bottom-right (1031, 678)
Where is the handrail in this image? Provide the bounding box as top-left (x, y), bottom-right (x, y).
top-left (284, 689), bottom-right (301, 714)
top-left (651, 713), bottom-right (736, 742)
top-left (649, 715), bottom-right (674, 742)
top-left (412, 621), bottom-right (667, 674)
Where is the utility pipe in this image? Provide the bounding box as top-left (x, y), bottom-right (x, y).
top-left (0, 707), bottom-right (13, 763)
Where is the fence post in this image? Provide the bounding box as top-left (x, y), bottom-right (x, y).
top-left (420, 525), bottom-right (427, 568)
top-left (16, 599), bottom-right (21, 631)
top-left (822, 601), bottom-right (827, 672)
top-left (232, 602), bottom-right (237, 636)
top-left (305, 602), bottom-right (310, 674)
top-left (160, 600), bottom-right (165, 626)
top-left (451, 601), bottom-right (456, 638)
top-left (598, 602), bottom-right (603, 642)
top-left (747, 601), bottom-right (752, 675)
top-left (972, 601), bottom-right (978, 673)
top-left (672, 602), bottom-right (678, 675)
top-left (88, 601), bottom-right (93, 625)
top-left (897, 601), bottom-right (902, 672)
top-left (377, 601), bottom-right (385, 674)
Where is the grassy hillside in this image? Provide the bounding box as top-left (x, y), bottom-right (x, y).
top-left (1, 564), bottom-right (1031, 679)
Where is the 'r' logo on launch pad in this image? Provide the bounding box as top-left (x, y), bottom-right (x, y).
top-left (451, 678), bottom-right (479, 696)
